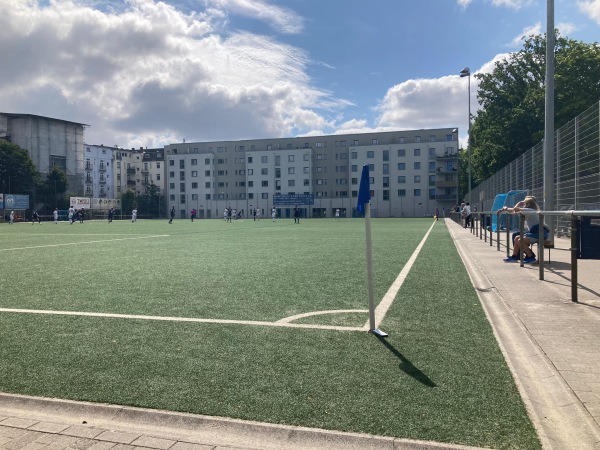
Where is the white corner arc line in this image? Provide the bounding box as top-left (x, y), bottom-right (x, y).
top-left (276, 309), bottom-right (369, 324)
top-left (0, 308), bottom-right (366, 332)
top-left (366, 220), bottom-right (437, 330)
top-left (0, 235), bottom-right (170, 252)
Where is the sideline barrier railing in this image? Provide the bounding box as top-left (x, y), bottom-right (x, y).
top-left (453, 210), bottom-right (600, 303)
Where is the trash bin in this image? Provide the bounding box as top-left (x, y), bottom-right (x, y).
top-left (578, 217), bottom-right (600, 259)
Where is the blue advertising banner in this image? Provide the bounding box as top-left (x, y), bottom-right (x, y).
top-left (273, 194), bottom-right (314, 206)
top-left (2, 194), bottom-right (30, 210)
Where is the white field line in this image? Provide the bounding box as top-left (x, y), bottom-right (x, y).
top-left (0, 308), bottom-right (365, 332)
top-left (0, 235), bottom-right (169, 251)
top-left (1, 223), bottom-right (435, 332)
top-left (365, 220), bottom-right (436, 330)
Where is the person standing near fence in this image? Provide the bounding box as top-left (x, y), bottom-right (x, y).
top-left (9, 210), bottom-right (14, 224)
top-left (131, 207), bottom-right (137, 223)
top-left (32, 210), bottom-right (41, 225)
top-left (462, 202), bottom-right (472, 228)
top-left (169, 206), bottom-right (175, 224)
top-left (294, 205), bottom-right (300, 224)
top-left (53, 208), bottom-right (58, 224)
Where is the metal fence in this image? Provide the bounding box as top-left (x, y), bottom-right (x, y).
top-left (469, 100), bottom-right (600, 235)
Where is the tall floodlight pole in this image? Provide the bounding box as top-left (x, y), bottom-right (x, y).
top-left (544, 0), bottom-right (555, 238)
top-left (460, 67), bottom-right (472, 206)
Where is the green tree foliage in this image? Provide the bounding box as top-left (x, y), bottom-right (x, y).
top-left (121, 190), bottom-right (136, 217)
top-left (137, 183), bottom-right (162, 218)
top-left (471, 34), bottom-right (600, 184)
top-left (0, 140), bottom-right (41, 196)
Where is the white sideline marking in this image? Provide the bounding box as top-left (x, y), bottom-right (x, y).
top-left (0, 235), bottom-right (169, 252)
top-left (365, 220), bottom-right (437, 330)
top-left (0, 308), bottom-right (365, 332)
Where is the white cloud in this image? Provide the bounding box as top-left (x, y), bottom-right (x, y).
top-left (491, 0), bottom-right (534, 8)
top-left (205, 0), bottom-right (304, 34)
top-left (578, 0), bottom-right (600, 24)
top-left (509, 22), bottom-right (542, 47)
top-left (374, 58), bottom-right (507, 145)
top-left (0, 0), bottom-right (334, 148)
top-left (557, 22), bottom-right (578, 36)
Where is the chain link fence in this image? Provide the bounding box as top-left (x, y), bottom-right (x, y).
top-left (469, 100), bottom-right (600, 235)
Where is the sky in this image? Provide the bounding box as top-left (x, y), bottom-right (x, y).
top-left (1, 0), bottom-right (599, 149)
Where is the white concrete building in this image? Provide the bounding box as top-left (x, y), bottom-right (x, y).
top-left (0, 113), bottom-right (87, 194)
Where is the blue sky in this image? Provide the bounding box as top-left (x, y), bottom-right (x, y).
top-left (1, 0), bottom-right (599, 148)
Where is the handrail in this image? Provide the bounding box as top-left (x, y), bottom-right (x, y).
top-left (461, 209), bottom-right (600, 302)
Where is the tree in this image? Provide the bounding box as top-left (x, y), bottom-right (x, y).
top-left (121, 190), bottom-right (136, 218)
top-left (471, 33), bottom-right (600, 185)
top-left (137, 183), bottom-right (162, 218)
top-left (38, 166), bottom-right (69, 209)
top-left (0, 140), bottom-right (41, 196)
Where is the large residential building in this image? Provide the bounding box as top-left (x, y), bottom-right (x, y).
top-left (164, 128), bottom-right (459, 219)
top-left (0, 113), bottom-right (88, 194)
top-left (84, 144), bottom-right (116, 199)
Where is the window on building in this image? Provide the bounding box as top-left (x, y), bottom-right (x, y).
top-left (398, 163), bottom-right (405, 170)
top-left (261, 156), bottom-right (268, 163)
top-left (248, 169), bottom-right (253, 175)
top-left (367, 151), bottom-right (375, 158)
top-left (262, 193), bottom-right (268, 199)
top-left (248, 181), bottom-right (254, 187)
top-left (429, 135), bottom-right (436, 142)
top-left (180, 194), bottom-right (185, 203)
top-left (383, 164), bottom-right (389, 175)
top-left (316, 179), bottom-right (323, 185)
top-left (205, 194), bottom-right (211, 200)
top-left (414, 162), bottom-right (421, 170)
top-left (414, 175), bottom-right (421, 183)
top-left (383, 177), bottom-right (389, 188)
top-left (415, 136), bottom-right (421, 143)
top-left (275, 180), bottom-right (281, 191)
top-left (191, 159), bottom-right (197, 165)
top-left (192, 194), bottom-right (198, 200)
top-left (191, 171), bottom-right (198, 177)
top-left (414, 189), bottom-right (421, 196)
top-left (383, 190), bottom-right (389, 201)
top-left (170, 194), bottom-right (175, 201)
top-left (368, 164), bottom-right (375, 172)
top-left (261, 180), bottom-right (268, 187)
top-left (398, 176), bottom-right (406, 183)
top-left (275, 168), bottom-right (281, 178)
top-left (157, 174), bottom-right (160, 181)
top-left (303, 167), bottom-right (309, 174)
top-left (398, 149), bottom-right (405, 157)
top-left (288, 155), bottom-right (295, 162)
top-left (287, 167), bottom-right (294, 174)
top-left (414, 149), bottom-right (421, 157)
top-left (351, 151), bottom-right (357, 159)
top-left (304, 154), bottom-right (310, 161)
top-left (275, 155), bottom-right (280, 166)
top-left (261, 168), bottom-right (268, 175)
top-left (304, 179), bottom-right (310, 186)
top-left (288, 180), bottom-right (295, 186)
top-left (383, 150), bottom-right (389, 161)
top-left (316, 142), bottom-right (322, 148)
top-left (429, 189), bottom-right (436, 199)
top-left (429, 175), bottom-right (436, 186)
top-left (205, 170), bottom-right (211, 176)
top-left (266, 145), bottom-right (272, 151)
top-left (447, 134), bottom-right (453, 141)
top-left (429, 161), bottom-right (436, 172)
top-left (191, 182), bottom-right (198, 189)
top-left (351, 177), bottom-right (357, 185)
top-left (205, 182), bottom-right (211, 188)
top-left (169, 171), bottom-right (175, 178)
top-left (169, 160), bottom-right (174, 166)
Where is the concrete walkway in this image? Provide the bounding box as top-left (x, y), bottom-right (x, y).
top-left (1, 218), bottom-right (599, 449)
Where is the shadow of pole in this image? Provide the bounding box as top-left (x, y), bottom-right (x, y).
top-left (375, 336), bottom-right (437, 388)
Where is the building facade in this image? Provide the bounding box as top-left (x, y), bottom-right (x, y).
top-left (84, 144), bottom-right (115, 199)
top-left (163, 128), bottom-right (459, 219)
top-left (0, 113), bottom-right (88, 195)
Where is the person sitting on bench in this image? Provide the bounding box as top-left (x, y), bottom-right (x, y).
top-left (502, 196), bottom-right (548, 264)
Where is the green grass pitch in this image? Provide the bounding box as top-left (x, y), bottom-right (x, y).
top-left (0, 217), bottom-right (540, 449)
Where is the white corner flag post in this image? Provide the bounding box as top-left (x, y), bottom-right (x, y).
top-left (357, 165), bottom-right (388, 338)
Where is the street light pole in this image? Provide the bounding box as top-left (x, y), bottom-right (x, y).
top-left (460, 67), bottom-right (472, 206)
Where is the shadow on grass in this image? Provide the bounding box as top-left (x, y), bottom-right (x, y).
top-left (376, 336), bottom-right (437, 388)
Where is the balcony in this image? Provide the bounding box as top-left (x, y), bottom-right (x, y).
top-left (436, 152), bottom-right (458, 160)
top-left (435, 180), bottom-right (458, 188)
top-left (127, 179), bottom-right (136, 186)
top-left (99, 166), bottom-right (107, 172)
top-left (436, 194), bottom-right (456, 201)
top-left (99, 178), bottom-right (107, 184)
top-left (85, 165), bottom-right (92, 171)
top-left (127, 168), bottom-right (136, 175)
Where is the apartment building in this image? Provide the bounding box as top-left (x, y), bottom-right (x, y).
top-left (84, 144), bottom-right (116, 199)
top-left (164, 128), bottom-right (459, 219)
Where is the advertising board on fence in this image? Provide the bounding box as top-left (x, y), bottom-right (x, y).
top-left (1, 194), bottom-right (30, 210)
top-left (70, 197), bottom-right (91, 209)
top-left (273, 194), bottom-right (314, 206)
top-left (69, 197), bottom-right (122, 210)
top-left (92, 198), bottom-right (121, 210)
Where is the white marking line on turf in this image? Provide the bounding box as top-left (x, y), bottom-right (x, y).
top-left (276, 309), bottom-right (369, 324)
top-left (365, 220), bottom-right (437, 330)
top-left (0, 308), bottom-right (365, 332)
top-left (0, 235), bottom-right (170, 251)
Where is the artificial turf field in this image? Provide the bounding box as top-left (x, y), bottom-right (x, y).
top-left (0, 217), bottom-right (540, 449)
